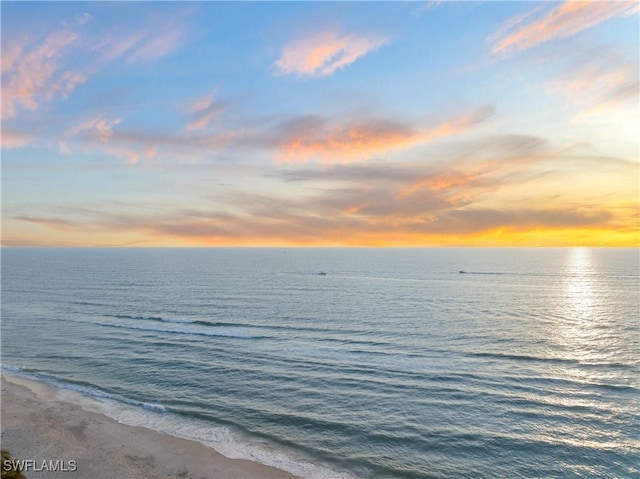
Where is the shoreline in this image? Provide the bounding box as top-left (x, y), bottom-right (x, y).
top-left (1, 373), bottom-right (298, 479)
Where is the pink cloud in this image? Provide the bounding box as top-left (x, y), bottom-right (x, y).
top-left (1, 30), bottom-right (85, 119)
top-left (185, 93), bottom-right (226, 131)
top-left (1, 41), bottom-right (24, 73)
top-left (274, 30), bottom-right (388, 77)
top-left (491, 0), bottom-right (638, 55)
top-left (69, 116), bottom-right (123, 141)
top-left (1, 128), bottom-right (33, 149)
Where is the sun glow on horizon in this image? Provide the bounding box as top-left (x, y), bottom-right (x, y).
top-left (1, 2), bottom-right (638, 247)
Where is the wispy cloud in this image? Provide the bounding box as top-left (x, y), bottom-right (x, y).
top-left (66, 115), bottom-right (148, 163)
top-left (550, 49), bottom-right (639, 120)
top-left (490, 0), bottom-right (638, 55)
top-left (128, 25), bottom-right (183, 62)
top-left (273, 30), bottom-right (388, 77)
top-left (185, 93), bottom-right (227, 131)
top-left (12, 215), bottom-right (80, 231)
top-left (274, 105), bottom-right (494, 164)
top-left (1, 9), bottom-right (190, 123)
top-left (421, 105), bottom-right (495, 142)
top-left (63, 111), bottom-right (239, 164)
top-left (69, 115), bottom-right (123, 141)
top-left (1, 30), bottom-right (85, 119)
top-left (56, 104), bottom-right (493, 165)
top-left (94, 27), bottom-right (183, 63)
top-left (61, 12), bottom-right (94, 27)
top-left (93, 13), bottom-right (187, 64)
top-left (412, 1), bottom-right (444, 18)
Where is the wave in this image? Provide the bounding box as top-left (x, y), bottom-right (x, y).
top-left (2, 364), bottom-right (37, 375)
top-left (107, 314), bottom-right (186, 323)
top-left (95, 321), bottom-right (262, 339)
top-left (458, 271), bottom-right (506, 275)
top-left (470, 351), bottom-right (581, 364)
top-left (1, 364), bottom-right (354, 479)
top-left (1, 364), bottom-right (167, 413)
top-left (107, 314), bottom-right (255, 329)
top-left (468, 351), bottom-right (635, 370)
top-left (104, 313), bottom-right (367, 336)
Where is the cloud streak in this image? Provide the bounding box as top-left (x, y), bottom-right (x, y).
top-left (51, 103), bottom-right (493, 165)
top-left (490, 0), bottom-right (638, 55)
top-left (274, 105), bottom-right (494, 164)
top-left (7, 134), bottom-right (635, 246)
top-left (274, 30), bottom-right (388, 77)
top-left (93, 11), bottom-right (188, 64)
top-left (64, 112), bottom-right (239, 164)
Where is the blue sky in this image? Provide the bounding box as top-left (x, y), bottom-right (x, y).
top-left (2, 1), bottom-right (638, 246)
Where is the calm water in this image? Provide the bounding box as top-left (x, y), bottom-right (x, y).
top-left (1, 247), bottom-right (639, 478)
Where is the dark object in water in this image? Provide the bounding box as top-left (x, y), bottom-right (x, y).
top-left (317, 272), bottom-right (327, 275)
top-left (459, 270), bottom-right (466, 274)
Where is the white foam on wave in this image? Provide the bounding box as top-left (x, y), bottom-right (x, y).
top-left (1, 365), bottom-right (356, 479)
top-left (110, 410), bottom-right (357, 479)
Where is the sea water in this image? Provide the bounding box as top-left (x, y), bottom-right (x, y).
top-left (1, 247), bottom-right (638, 478)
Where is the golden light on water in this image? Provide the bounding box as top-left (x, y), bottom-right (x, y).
top-left (565, 248), bottom-right (596, 322)
top-left (557, 247), bottom-right (615, 366)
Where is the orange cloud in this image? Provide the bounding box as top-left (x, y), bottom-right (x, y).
top-left (276, 106), bottom-right (494, 164)
top-left (4, 138), bottom-right (637, 247)
top-left (274, 30), bottom-right (388, 77)
top-left (491, 0), bottom-right (638, 55)
top-left (277, 118), bottom-right (423, 164)
top-left (7, 203), bottom-right (634, 248)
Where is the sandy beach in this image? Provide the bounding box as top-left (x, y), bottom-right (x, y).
top-left (1, 374), bottom-right (297, 479)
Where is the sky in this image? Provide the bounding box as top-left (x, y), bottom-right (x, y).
top-left (1, 0), bottom-right (638, 247)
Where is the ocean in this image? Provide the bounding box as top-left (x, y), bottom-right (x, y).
top-left (1, 247), bottom-right (638, 478)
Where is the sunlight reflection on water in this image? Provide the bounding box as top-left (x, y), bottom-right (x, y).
top-left (558, 247), bottom-right (615, 365)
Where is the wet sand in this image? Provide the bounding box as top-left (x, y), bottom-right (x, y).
top-left (1, 374), bottom-right (298, 479)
